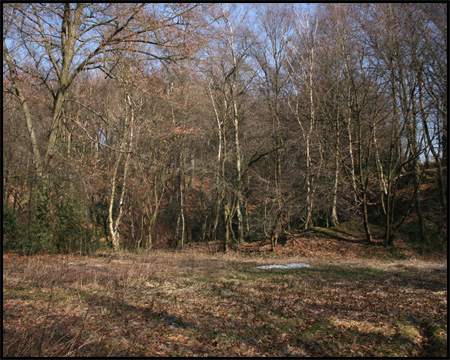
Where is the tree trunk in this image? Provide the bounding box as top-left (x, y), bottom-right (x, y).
top-left (3, 39), bottom-right (43, 178)
top-left (232, 101), bottom-right (244, 243)
top-left (362, 179), bottom-right (374, 243)
top-left (108, 152), bottom-right (122, 252)
top-left (178, 150), bottom-right (186, 249)
top-left (419, 76), bottom-right (447, 212)
top-left (108, 93), bottom-right (134, 252)
top-left (346, 96), bottom-right (358, 208)
top-left (330, 113), bottom-right (340, 227)
top-left (207, 80), bottom-right (225, 242)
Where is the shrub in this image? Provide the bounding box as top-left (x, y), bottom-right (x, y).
top-left (3, 204), bottom-right (21, 252)
top-left (54, 193), bottom-right (85, 254)
top-left (4, 186), bottom-right (94, 255)
top-left (24, 188), bottom-right (55, 254)
top-left (403, 218), bottom-right (444, 254)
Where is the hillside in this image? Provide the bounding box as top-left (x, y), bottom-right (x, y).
top-left (182, 163), bottom-right (447, 261)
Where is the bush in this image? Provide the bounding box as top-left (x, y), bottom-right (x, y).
top-left (402, 218), bottom-right (444, 254)
top-left (24, 188), bottom-right (55, 254)
top-left (4, 186), bottom-right (96, 255)
top-left (245, 227), bottom-right (265, 243)
top-left (53, 193), bottom-right (86, 253)
top-left (3, 204), bottom-right (21, 252)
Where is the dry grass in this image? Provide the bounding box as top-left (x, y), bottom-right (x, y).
top-left (3, 250), bottom-right (447, 357)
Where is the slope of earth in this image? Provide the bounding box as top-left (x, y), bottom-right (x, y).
top-left (236, 230), bottom-right (431, 261)
top-left (395, 164), bottom-right (448, 253)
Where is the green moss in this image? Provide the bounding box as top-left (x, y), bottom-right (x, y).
top-left (4, 286), bottom-right (31, 300)
top-left (335, 221), bottom-right (384, 237)
top-left (428, 320), bottom-right (448, 357)
top-left (310, 226), bottom-right (343, 239)
top-left (307, 265), bottom-right (388, 281)
top-left (291, 317), bottom-right (423, 357)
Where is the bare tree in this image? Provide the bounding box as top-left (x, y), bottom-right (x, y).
top-left (3, 3), bottom-right (205, 177)
top-left (285, 4), bottom-right (322, 231)
top-left (251, 3), bottom-right (293, 248)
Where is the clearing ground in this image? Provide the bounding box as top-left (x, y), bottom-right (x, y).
top-left (3, 247), bottom-right (447, 357)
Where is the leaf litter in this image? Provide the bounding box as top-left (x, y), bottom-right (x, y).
top-left (3, 252), bottom-right (447, 357)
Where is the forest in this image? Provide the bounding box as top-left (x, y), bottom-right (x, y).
top-left (3, 4), bottom-right (448, 357)
top-left (3, 3), bottom-right (447, 255)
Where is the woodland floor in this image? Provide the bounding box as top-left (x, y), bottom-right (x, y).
top-left (3, 234), bottom-right (447, 357)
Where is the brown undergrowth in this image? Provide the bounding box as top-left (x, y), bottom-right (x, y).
top-left (3, 249), bottom-right (447, 357)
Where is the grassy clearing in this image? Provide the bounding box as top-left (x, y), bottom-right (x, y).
top-left (3, 251), bottom-right (447, 357)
